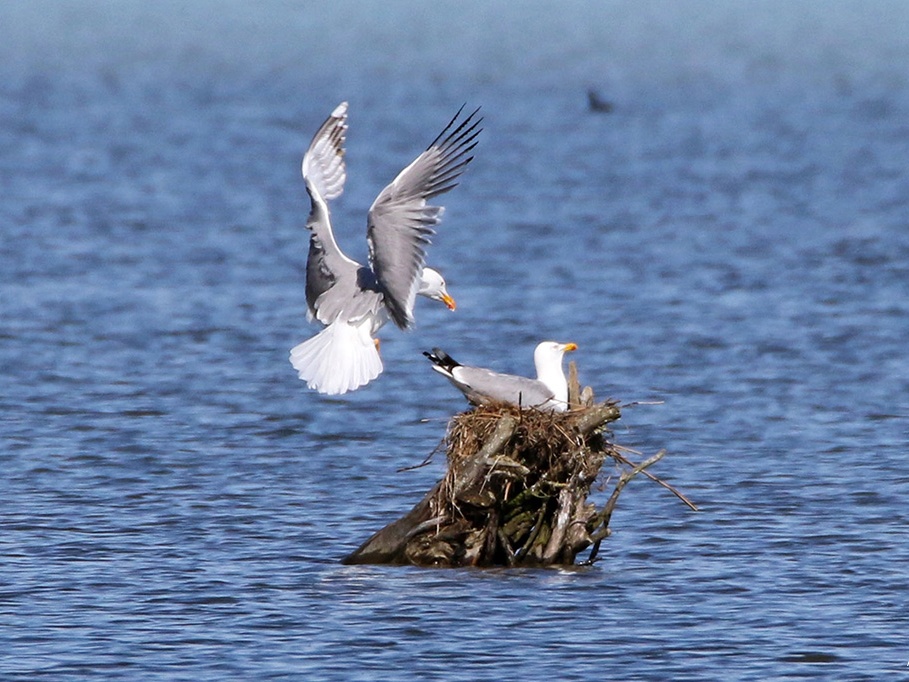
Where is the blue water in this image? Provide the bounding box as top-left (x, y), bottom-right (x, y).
top-left (2, 1), bottom-right (908, 679)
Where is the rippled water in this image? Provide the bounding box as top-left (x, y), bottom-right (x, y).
top-left (2, 1), bottom-right (908, 679)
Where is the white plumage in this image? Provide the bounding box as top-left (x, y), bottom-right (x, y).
top-left (424, 341), bottom-right (578, 412)
top-left (290, 102), bottom-right (480, 395)
top-left (290, 319), bottom-right (382, 396)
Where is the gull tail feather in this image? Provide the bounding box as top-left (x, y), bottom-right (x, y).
top-left (290, 322), bottom-right (382, 395)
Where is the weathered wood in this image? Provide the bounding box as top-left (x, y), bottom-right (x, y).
top-left (572, 401), bottom-right (622, 436)
top-left (567, 361), bottom-right (581, 407)
top-left (343, 396), bottom-right (691, 568)
top-left (585, 450), bottom-right (667, 564)
top-left (542, 487), bottom-right (574, 563)
top-left (580, 386), bottom-right (595, 407)
top-left (452, 415), bottom-right (518, 507)
top-left (341, 482), bottom-right (440, 565)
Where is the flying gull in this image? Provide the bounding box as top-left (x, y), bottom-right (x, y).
top-left (290, 102), bottom-right (482, 395)
top-left (423, 341), bottom-right (578, 412)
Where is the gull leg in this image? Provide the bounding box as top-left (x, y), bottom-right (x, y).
top-left (374, 338), bottom-right (381, 355)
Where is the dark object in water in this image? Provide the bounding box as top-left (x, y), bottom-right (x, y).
top-left (587, 89), bottom-right (614, 113)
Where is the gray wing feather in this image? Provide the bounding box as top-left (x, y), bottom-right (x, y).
top-left (449, 367), bottom-right (555, 408)
top-left (367, 105), bottom-right (482, 329)
top-left (307, 266), bottom-right (385, 326)
top-left (302, 103), bottom-right (361, 322)
top-left (302, 102), bottom-right (348, 201)
top-left (304, 188), bottom-right (360, 322)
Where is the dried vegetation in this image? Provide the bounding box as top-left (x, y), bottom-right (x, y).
top-left (343, 364), bottom-right (695, 567)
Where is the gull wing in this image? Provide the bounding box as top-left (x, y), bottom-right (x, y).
top-left (302, 101), bottom-right (348, 201)
top-left (424, 349), bottom-right (556, 409)
top-left (441, 364), bottom-right (555, 408)
top-left (366, 105), bottom-right (482, 329)
top-left (450, 367), bottom-right (555, 408)
top-left (301, 102), bottom-right (359, 322)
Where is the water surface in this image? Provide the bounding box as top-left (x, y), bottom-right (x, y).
top-left (2, 1), bottom-right (908, 679)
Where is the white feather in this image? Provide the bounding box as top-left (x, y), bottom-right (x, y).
top-left (289, 320), bottom-right (383, 395)
top-left (533, 341), bottom-right (572, 411)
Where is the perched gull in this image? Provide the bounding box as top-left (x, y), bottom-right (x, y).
top-left (423, 341), bottom-right (578, 412)
top-left (290, 102), bottom-right (481, 395)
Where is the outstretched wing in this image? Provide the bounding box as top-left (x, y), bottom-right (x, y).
top-left (366, 105), bottom-right (482, 329)
top-left (301, 102), bottom-right (359, 321)
top-left (302, 101), bottom-right (348, 201)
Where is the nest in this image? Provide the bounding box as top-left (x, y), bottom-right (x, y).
top-left (343, 366), bottom-right (695, 568)
top-left (445, 402), bottom-right (610, 478)
top-left (411, 400), bottom-right (622, 566)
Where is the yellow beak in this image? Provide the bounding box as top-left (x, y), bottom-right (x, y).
top-left (563, 342), bottom-right (578, 352)
top-left (441, 293), bottom-right (457, 311)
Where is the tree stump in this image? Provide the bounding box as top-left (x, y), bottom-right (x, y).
top-left (343, 363), bottom-right (693, 568)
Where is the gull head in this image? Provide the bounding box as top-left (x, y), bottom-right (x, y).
top-left (533, 341), bottom-right (578, 410)
top-left (534, 341), bottom-right (577, 368)
top-left (418, 267), bottom-right (456, 311)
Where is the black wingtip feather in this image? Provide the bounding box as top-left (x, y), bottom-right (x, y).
top-left (427, 104), bottom-right (483, 152)
top-left (423, 348), bottom-right (460, 371)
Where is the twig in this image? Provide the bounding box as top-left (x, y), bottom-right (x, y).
top-left (542, 487), bottom-right (574, 563)
top-left (453, 415), bottom-right (517, 501)
top-left (586, 450), bottom-right (667, 564)
top-left (568, 361), bottom-right (580, 407)
top-left (572, 401), bottom-right (622, 437)
top-left (498, 528), bottom-right (516, 567)
top-left (609, 449), bottom-right (698, 511)
top-left (404, 515), bottom-right (449, 542)
top-left (516, 502), bottom-right (548, 559)
top-left (480, 509), bottom-right (500, 563)
top-left (397, 437), bottom-right (446, 472)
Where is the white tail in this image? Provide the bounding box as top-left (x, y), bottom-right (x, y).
top-left (289, 321), bottom-right (383, 395)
